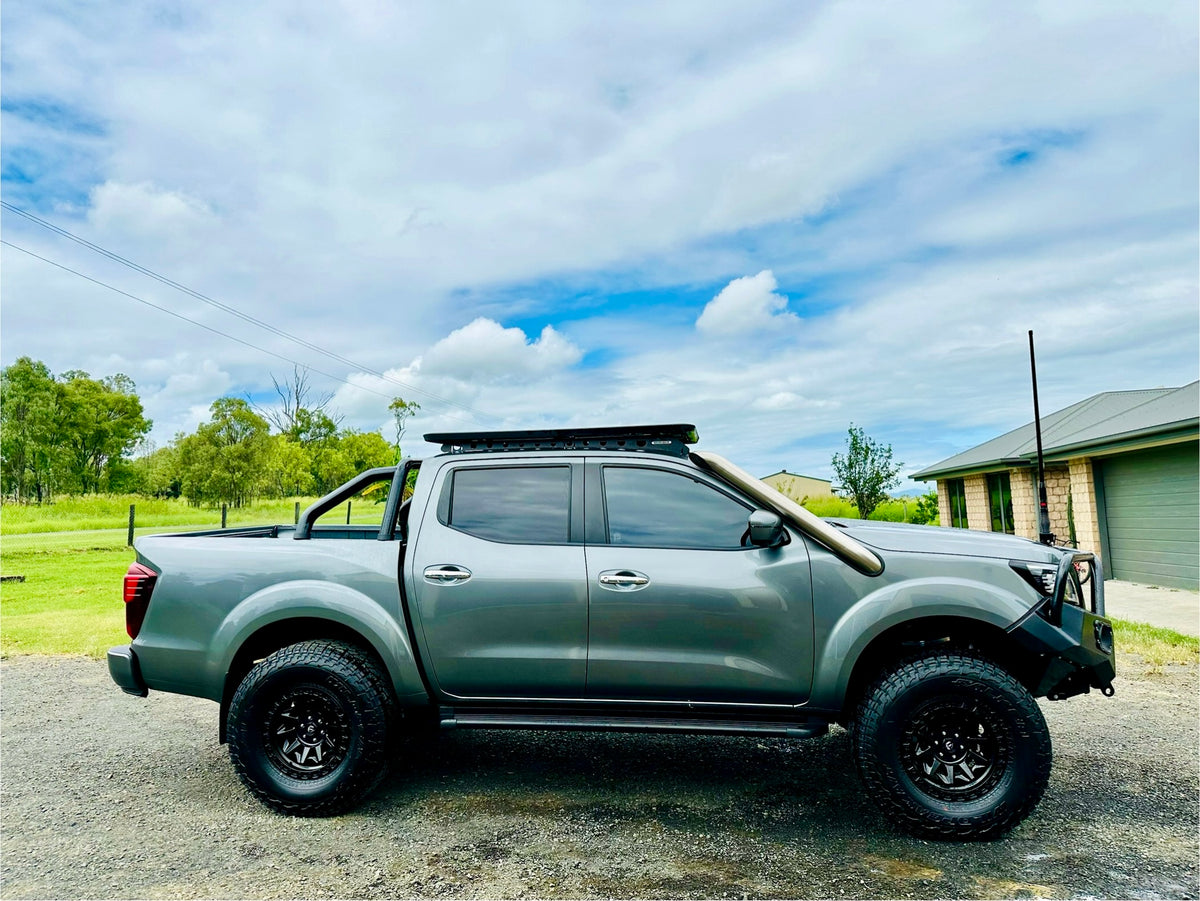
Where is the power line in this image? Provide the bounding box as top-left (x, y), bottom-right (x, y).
top-left (2, 238), bottom-right (479, 426)
top-left (0, 201), bottom-right (494, 422)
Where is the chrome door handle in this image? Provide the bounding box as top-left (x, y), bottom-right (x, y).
top-left (598, 569), bottom-right (650, 589)
top-left (423, 565), bottom-right (472, 584)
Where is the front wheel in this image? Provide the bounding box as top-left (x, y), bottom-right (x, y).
top-left (852, 652), bottom-right (1052, 840)
top-left (227, 640), bottom-right (394, 816)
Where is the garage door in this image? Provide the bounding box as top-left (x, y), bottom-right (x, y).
top-left (1100, 443), bottom-right (1199, 589)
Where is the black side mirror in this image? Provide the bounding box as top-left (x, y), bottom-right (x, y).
top-left (747, 509), bottom-right (785, 547)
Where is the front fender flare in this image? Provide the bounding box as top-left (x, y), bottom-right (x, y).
top-left (809, 576), bottom-right (1031, 711)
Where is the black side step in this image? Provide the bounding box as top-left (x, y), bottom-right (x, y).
top-left (439, 709), bottom-right (827, 739)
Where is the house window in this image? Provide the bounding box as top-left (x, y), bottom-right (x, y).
top-left (946, 478), bottom-right (968, 528)
top-left (987, 472), bottom-right (1014, 535)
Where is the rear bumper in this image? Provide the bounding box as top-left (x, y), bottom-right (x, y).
top-left (107, 645), bottom-right (148, 697)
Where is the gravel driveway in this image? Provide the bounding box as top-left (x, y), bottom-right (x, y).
top-left (2, 656), bottom-right (1196, 900)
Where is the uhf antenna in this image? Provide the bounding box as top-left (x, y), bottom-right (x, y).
top-left (1028, 330), bottom-right (1055, 545)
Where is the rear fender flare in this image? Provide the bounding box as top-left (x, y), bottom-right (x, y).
top-left (810, 577), bottom-right (1031, 711)
top-left (209, 580), bottom-right (429, 705)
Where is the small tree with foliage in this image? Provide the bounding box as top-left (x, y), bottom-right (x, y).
top-left (911, 488), bottom-right (940, 525)
top-left (830, 424), bottom-right (902, 520)
top-left (178, 398), bottom-right (271, 507)
top-left (389, 397), bottom-right (421, 462)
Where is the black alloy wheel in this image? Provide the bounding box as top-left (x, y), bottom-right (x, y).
top-left (899, 697), bottom-right (1009, 803)
top-left (262, 685), bottom-right (351, 779)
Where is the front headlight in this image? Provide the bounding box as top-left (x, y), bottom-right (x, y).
top-left (1010, 557), bottom-right (1086, 625)
top-left (1010, 560), bottom-right (1057, 597)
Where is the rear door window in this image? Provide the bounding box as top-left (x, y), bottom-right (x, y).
top-left (602, 466), bottom-right (750, 549)
top-left (446, 465), bottom-right (572, 544)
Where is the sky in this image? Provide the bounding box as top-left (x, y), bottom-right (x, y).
top-left (2, 1), bottom-right (1197, 486)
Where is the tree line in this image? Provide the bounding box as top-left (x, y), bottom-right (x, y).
top-left (1, 358), bottom-right (419, 508)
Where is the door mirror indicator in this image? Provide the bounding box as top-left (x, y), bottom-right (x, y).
top-left (747, 510), bottom-right (785, 547)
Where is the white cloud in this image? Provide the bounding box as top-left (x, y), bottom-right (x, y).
top-left (89, 181), bottom-right (214, 236)
top-left (421, 318), bottom-right (582, 380)
top-left (752, 392), bottom-right (836, 412)
top-left (696, 270), bottom-right (797, 334)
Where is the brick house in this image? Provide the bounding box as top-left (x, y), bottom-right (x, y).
top-left (912, 382), bottom-right (1198, 589)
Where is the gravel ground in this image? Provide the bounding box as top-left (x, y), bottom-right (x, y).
top-left (1, 656), bottom-right (1197, 900)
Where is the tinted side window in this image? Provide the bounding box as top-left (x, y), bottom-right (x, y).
top-left (603, 466), bottom-right (750, 549)
top-left (448, 466), bottom-right (571, 544)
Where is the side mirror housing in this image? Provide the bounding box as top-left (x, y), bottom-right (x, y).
top-left (747, 509), bottom-right (785, 547)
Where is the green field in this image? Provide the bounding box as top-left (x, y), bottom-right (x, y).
top-left (0, 493), bottom-right (396, 535)
top-left (0, 494), bottom-right (390, 657)
top-left (801, 495), bottom-right (938, 524)
top-left (2, 497), bottom-right (1195, 668)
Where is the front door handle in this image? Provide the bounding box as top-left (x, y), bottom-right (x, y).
top-left (424, 564), bottom-right (472, 585)
top-left (598, 569), bottom-right (650, 590)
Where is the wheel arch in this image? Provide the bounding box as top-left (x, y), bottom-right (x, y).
top-left (218, 613), bottom-right (426, 743)
top-left (836, 615), bottom-right (1040, 723)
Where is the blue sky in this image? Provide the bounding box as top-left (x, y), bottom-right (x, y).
top-left (2, 1), bottom-right (1197, 484)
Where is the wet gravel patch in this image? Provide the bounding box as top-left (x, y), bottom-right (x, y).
top-left (1, 656), bottom-right (1196, 899)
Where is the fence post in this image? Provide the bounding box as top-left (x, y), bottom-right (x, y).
top-left (346, 501), bottom-right (352, 525)
top-left (127, 504), bottom-right (136, 547)
top-left (294, 501), bottom-right (300, 524)
top-left (221, 504), bottom-right (227, 529)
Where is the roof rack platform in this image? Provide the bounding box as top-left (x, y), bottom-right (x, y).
top-left (425, 424), bottom-right (698, 458)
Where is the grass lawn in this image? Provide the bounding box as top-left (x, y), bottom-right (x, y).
top-left (1, 542), bottom-right (133, 657)
top-left (1112, 619), bottom-right (1200, 668)
top-left (0, 496), bottom-right (390, 657)
top-left (1, 493), bottom-right (387, 535)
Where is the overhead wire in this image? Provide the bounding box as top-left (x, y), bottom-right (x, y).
top-left (1, 239), bottom-right (480, 426)
top-left (0, 200), bottom-right (494, 422)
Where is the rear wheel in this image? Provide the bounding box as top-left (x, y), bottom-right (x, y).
top-left (227, 640), bottom-right (394, 816)
top-left (852, 651), bottom-right (1052, 840)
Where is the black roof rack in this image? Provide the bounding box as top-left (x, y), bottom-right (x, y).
top-left (425, 424), bottom-right (699, 458)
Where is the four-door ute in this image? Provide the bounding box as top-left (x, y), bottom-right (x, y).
top-left (108, 424), bottom-right (1115, 839)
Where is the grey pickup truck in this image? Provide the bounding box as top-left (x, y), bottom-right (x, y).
top-left (108, 424), bottom-right (1115, 839)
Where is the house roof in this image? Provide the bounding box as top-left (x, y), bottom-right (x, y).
top-left (760, 470), bottom-right (832, 484)
top-left (912, 381), bottom-right (1199, 480)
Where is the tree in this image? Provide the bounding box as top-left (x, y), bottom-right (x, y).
top-left (258, 366), bottom-right (340, 441)
top-left (340, 430), bottom-right (396, 473)
top-left (178, 398), bottom-right (271, 507)
top-left (56, 371), bottom-right (152, 493)
top-left (830, 424), bottom-right (902, 520)
top-left (262, 436), bottom-right (313, 498)
top-left (0, 357), bottom-right (61, 502)
top-left (388, 397), bottom-right (421, 462)
top-left (135, 442), bottom-right (184, 498)
top-left (911, 488), bottom-right (940, 525)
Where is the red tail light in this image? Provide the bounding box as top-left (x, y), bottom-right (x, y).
top-left (123, 562), bottom-right (158, 639)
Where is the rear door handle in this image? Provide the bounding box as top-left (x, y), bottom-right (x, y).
top-left (423, 565), bottom-right (472, 585)
top-left (598, 569), bottom-right (650, 590)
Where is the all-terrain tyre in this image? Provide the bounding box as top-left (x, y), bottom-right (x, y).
top-left (227, 640), bottom-right (395, 816)
top-left (852, 651), bottom-right (1052, 840)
